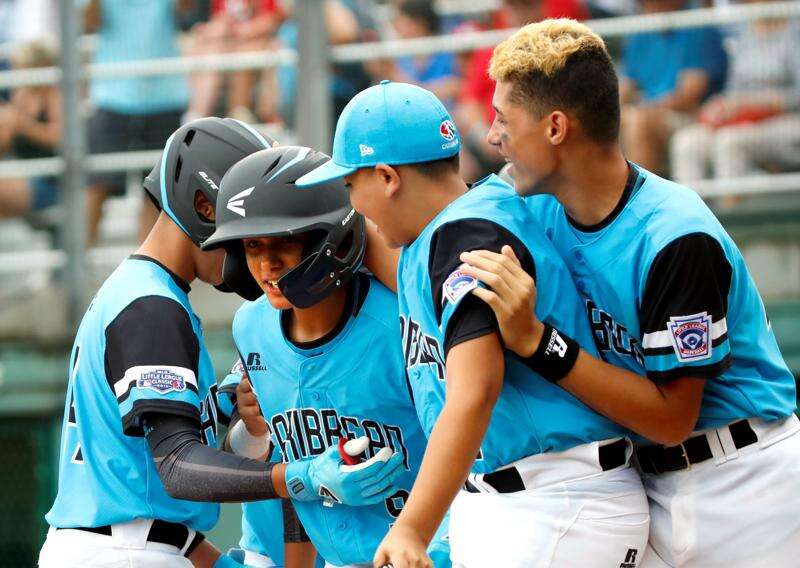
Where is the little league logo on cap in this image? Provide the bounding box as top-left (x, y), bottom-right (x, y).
top-left (296, 81), bottom-right (460, 188)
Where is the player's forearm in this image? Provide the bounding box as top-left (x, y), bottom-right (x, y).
top-left (560, 351), bottom-right (704, 445)
top-left (145, 413), bottom-right (286, 502)
top-left (395, 336), bottom-right (502, 541)
top-left (395, 393), bottom-right (495, 542)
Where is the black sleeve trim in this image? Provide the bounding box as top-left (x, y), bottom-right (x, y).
top-left (428, 218), bottom-right (536, 325)
top-left (104, 295), bottom-right (200, 396)
top-left (639, 233), bottom-right (732, 336)
top-left (646, 355), bottom-right (732, 383)
top-left (123, 400), bottom-right (200, 437)
top-left (443, 294), bottom-right (499, 356)
top-left (428, 218), bottom-right (534, 353)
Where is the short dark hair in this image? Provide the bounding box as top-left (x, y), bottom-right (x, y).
top-left (490, 19), bottom-right (621, 144)
top-left (403, 153), bottom-right (460, 178)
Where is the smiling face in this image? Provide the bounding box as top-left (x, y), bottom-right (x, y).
top-left (487, 80), bottom-right (557, 195)
top-left (242, 234), bottom-right (308, 309)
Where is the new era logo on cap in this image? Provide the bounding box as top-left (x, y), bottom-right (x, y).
top-left (295, 81), bottom-right (461, 188)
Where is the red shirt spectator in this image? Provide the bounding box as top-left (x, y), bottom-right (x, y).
top-left (211, 0), bottom-right (278, 18)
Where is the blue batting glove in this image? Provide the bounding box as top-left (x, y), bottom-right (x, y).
top-left (284, 436), bottom-right (405, 505)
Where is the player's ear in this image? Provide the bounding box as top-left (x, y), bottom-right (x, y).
top-left (374, 163), bottom-right (401, 198)
top-left (194, 190), bottom-right (216, 222)
top-left (546, 110), bottom-right (569, 147)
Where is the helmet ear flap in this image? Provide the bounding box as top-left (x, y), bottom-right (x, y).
top-left (222, 243), bottom-right (264, 301)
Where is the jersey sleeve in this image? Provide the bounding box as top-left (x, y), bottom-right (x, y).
top-left (639, 233), bottom-right (733, 382)
top-left (428, 218), bottom-right (536, 355)
top-left (105, 295), bottom-right (201, 436)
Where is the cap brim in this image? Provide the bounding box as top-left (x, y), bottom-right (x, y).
top-left (295, 160), bottom-right (357, 187)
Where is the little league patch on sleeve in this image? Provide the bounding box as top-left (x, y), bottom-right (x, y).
top-left (668, 312), bottom-right (712, 362)
top-left (137, 368), bottom-right (188, 394)
top-left (443, 268), bottom-right (478, 305)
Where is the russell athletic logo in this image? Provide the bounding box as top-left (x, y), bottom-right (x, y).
top-left (227, 186), bottom-right (255, 217)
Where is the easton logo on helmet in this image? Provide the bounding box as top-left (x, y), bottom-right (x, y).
top-left (227, 186), bottom-right (255, 217)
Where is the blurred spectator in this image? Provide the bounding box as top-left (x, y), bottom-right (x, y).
top-left (259, 0), bottom-right (366, 128)
top-left (375, 0), bottom-right (460, 108)
top-left (619, 0), bottom-right (727, 174)
top-left (5, 0), bottom-right (58, 45)
top-left (0, 41), bottom-right (62, 219)
top-left (185, 0), bottom-right (282, 123)
top-left (455, 0), bottom-right (588, 182)
top-left (670, 7), bottom-right (800, 194)
top-left (83, 0), bottom-right (193, 246)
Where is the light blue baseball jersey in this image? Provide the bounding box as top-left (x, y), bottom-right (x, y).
top-left (527, 164), bottom-right (796, 431)
top-left (46, 256), bottom-right (221, 530)
top-left (232, 274), bottom-right (430, 567)
top-left (396, 174), bottom-right (627, 474)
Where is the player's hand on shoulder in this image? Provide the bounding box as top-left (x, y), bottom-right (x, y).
top-left (460, 245), bottom-right (544, 358)
top-left (236, 376), bottom-right (268, 437)
top-left (284, 436), bottom-right (405, 506)
top-left (373, 524), bottom-right (433, 568)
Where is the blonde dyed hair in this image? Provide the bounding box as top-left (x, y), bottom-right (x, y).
top-left (490, 19), bottom-right (606, 81)
top-left (488, 18), bottom-right (620, 143)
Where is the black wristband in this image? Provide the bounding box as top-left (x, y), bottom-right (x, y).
top-left (521, 324), bottom-right (580, 383)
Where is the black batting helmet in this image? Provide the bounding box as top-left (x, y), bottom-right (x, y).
top-left (202, 146), bottom-right (366, 307)
top-left (143, 117), bottom-right (275, 247)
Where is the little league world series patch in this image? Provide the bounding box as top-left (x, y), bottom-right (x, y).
top-left (443, 268), bottom-right (478, 305)
top-left (137, 368), bottom-right (187, 394)
top-left (668, 312), bottom-right (712, 362)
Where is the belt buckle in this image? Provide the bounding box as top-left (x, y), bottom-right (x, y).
top-left (675, 442), bottom-right (691, 471)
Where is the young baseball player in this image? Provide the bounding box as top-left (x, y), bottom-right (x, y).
top-left (40, 119), bottom-right (403, 568)
top-left (296, 82), bottom-right (650, 568)
top-left (202, 145), bottom-right (450, 568)
top-left (460, 19), bottom-right (800, 567)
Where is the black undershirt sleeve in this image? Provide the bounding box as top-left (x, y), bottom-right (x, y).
top-left (428, 218), bottom-right (536, 356)
top-left (105, 296), bottom-right (202, 436)
top-left (144, 413), bottom-right (279, 503)
top-left (639, 232), bottom-right (733, 381)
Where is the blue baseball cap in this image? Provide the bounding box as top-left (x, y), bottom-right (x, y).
top-left (295, 80), bottom-right (460, 187)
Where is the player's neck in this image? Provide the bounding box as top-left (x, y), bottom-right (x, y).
top-left (286, 286), bottom-right (349, 344)
top-left (554, 144), bottom-right (629, 228)
top-left (136, 214), bottom-right (197, 284)
top-left (404, 174), bottom-right (468, 242)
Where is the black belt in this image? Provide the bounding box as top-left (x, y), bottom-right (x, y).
top-left (636, 419), bottom-right (758, 475)
top-left (465, 438), bottom-right (629, 494)
top-left (59, 520), bottom-right (204, 556)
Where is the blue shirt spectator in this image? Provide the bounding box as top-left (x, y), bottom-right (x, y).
top-left (396, 52), bottom-right (457, 90)
top-left (89, 0), bottom-right (189, 115)
top-left (622, 27), bottom-right (728, 102)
